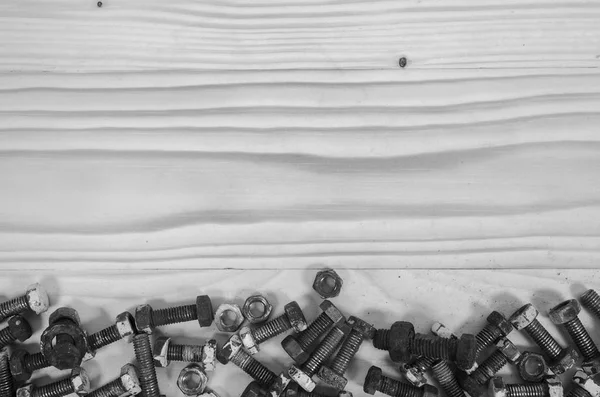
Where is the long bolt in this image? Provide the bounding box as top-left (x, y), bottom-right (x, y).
top-left (133, 334), bottom-right (160, 397)
top-left (87, 365), bottom-right (141, 397)
top-left (364, 366), bottom-right (438, 397)
top-left (252, 301), bottom-right (305, 345)
top-left (511, 305), bottom-right (563, 360)
top-left (296, 314), bottom-right (335, 353)
top-left (0, 284), bottom-right (49, 323)
top-left (29, 369), bottom-right (89, 397)
top-left (302, 326), bottom-right (347, 377)
top-left (230, 348), bottom-right (276, 387)
top-left (330, 317), bottom-right (372, 376)
top-left (581, 290), bottom-right (600, 320)
top-left (431, 361), bottom-right (464, 397)
top-left (549, 300), bottom-right (599, 361)
top-left (166, 343), bottom-right (204, 363)
top-left (0, 349), bottom-right (13, 397)
top-left (505, 383), bottom-right (549, 397)
top-left (471, 350), bottom-right (508, 385)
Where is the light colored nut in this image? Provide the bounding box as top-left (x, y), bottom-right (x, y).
top-left (215, 303), bottom-right (244, 332)
top-left (313, 269), bottom-right (343, 299)
top-left (153, 337), bottom-right (171, 368)
top-left (202, 339), bottom-right (218, 372)
top-left (242, 295), bottom-right (273, 324)
top-left (240, 326), bottom-right (259, 355)
top-left (25, 284), bottom-right (50, 315)
top-left (71, 367), bottom-right (91, 395)
top-left (119, 364), bottom-right (142, 396)
top-left (177, 364), bottom-right (208, 396)
top-left (115, 312), bottom-right (136, 341)
top-left (288, 365), bottom-right (315, 392)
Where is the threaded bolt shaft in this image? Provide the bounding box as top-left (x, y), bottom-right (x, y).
top-left (166, 344), bottom-right (203, 362)
top-left (0, 349), bottom-right (13, 397)
top-left (133, 334), bottom-right (160, 397)
top-left (87, 378), bottom-right (127, 397)
top-left (302, 327), bottom-right (346, 377)
top-left (330, 328), bottom-right (365, 375)
top-left (523, 320), bottom-right (563, 359)
top-left (568, 385), bottom-right (592, 397)
top-left (31, 378), bottom-right (74, 397)
top-left (562, 317), bottom-right (599, 361)
top-left (296, 314), bottom-right (333, 351)
top-left (506, 383), bottom-right (548, 397)
top-left (412, 356), bottom-right (436, 372)
top-left (230, 349), bottom-right (276, 387)
top-left (377, 375), bottom-right (428, 397)
top-left (252, 314), bottom-right (291, 345)
top-left (152, 305), bottom-right (197, 327)
top-left (410, 334), bottom-right (458, 361)
top-left (0, 296), bottom-right (29, 323)
top-left (476, 324), bottom-right (503, 358)
top-left (373, 329), bottom-right (391, 350)
top-left (471, 350), bottom-right (507, 385)
top-left (431, 361), bottom-right (464, 397)
top-left (581, 290), bottom-right (600, 320)
top-left (0, 328), bottom-right (17, 349)
top-left (88, 324), bottom-right (122, 352)
top-left (24, 352), bottom-right (51, 372)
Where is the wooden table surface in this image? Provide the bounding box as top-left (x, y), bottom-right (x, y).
top-left (1, 0), bottom-right (600, 396)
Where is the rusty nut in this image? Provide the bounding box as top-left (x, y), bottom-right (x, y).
top-left (242, 295), bottom-right (272, 324)
top-left (177, 363), bottom-right (208, 396)
top-left (313, 269), bottom-right (343, 299)
top-left (215, 303), bottom-right (244, 333)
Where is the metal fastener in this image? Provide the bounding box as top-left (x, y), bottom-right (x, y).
top-left (87, 364), bottom-right (141, 397)
top-left (490, 376), bottom-right (563, 397)
top-left (40, 308), bottom-right (89, 370)
top-left (177, 364), bottom-right (208, 396)
top-left (312, 269), bottom-right (343, 299)
top-left (363, 366), bottom-right (438, 397)
top-left (242, 295), bottom-right (273, 324)
top-left (474, 311), bottom-right (514, 358)
top-left (132, 334), bottom-right (160, 397)
top-left (518, 352), bottom-right (550, 383)
top-left (153, 337), bottom-right (217, 371)
top-left (549, 299), bottom-right (600, 361)
top-left (0, 284), bottom-right (49, 323)
top-left (17, 368), bottom-right (90, 397)
top-left (431, 360), bottom-right (464, 397)
top-left (0, 348), bottom-right (14, 397)
top-left (0, 315), bottom-right (32, 349)
top-left (87, 312), bottom-right (136, 353)
top-left (134, 295), bottom-right (213, 334)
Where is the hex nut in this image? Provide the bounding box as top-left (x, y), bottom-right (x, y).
top-left (281, 335), bottom-right (309, 364)
top-left (510, 304), bottom-right (538, 330)
top-left (288, 365), bottom-right (316, 392)
top-left (240, 326), bottom-right (259, 355)
top-left (115, 312), bottom-right (136, 341)
top-left (347, 316), bottom-right (375, 339)
top-left (487, 311), bottom-right (514, 336)
top-left (49, 307), bottom-right (81, 326)
top-left (215, 303), bottom-right (244, 333)
top-left (518, 352), bottom-right (549, 382)
top-left (16, 384), bottom-right (33, 397)
top-left (550, 347), bottom-right (579, 374)
top-left (546, 376), bottom-right (564, 397)
top-left (177, 363), bottom-right (208, 396)
top-left (242, 295), bottom-right (273, 324)
top-left (549, 300), bottom-right (581, 325)
top-left (363, 366), bottom-right (383, 395)
top-left (40, 307), bottom-right (88, 370)
top-left (490, 376), bottom-right (507, 397)
top-left (10, 349), bottom-right (32, 383)
top-left (284, 301), bottom-right (307, 333)
top-left (313, 269), bottom-right (343, 299)
top-left (317, 365), bottom-right (347, 390)
top-left (71, 367), bottom-right (91, 395)
top-left (25, 284), bottom-right (50, 315)
top-left (134, 304), bottom-right (154, 334)
top-left (153, 337), bottom-right (171, 368)
top-left (119, 364), bottom-right (142, 396)
top-left (388, 321), bottom-right (414, 363)
top-left (267, 371), bottom-right (292, 397)
top-left (196, 295), bottom-right (214, 328)
top-left (202, 339), bottom-right (218, 372)
top-left (7, 315), bottom-right (32, 342)
top-left (320, 300), bottom-right (345, 324)
top-left (497, 338), bottom-right (521, 364)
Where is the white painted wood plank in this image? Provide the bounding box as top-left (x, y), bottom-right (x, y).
top-left (0, 0), bottom-right (598, 71)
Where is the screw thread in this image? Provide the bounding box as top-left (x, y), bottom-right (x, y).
top-left (568, 386), bottom-right (592, 397)
top-left (0, 328), bottom-right (16, 349)
top-left (506, 383), bottom-right (547, 397)
top-left (252, 314), bottom-right (292, 344)
top-left (302, 327), bottom-right (346, 377)
top-left (378, 375), bottom-right (423, 397)
top-left (431, 360), bottom-right (464, 397)
top-left (167, 344), bottom-right (203, 362)
top-left (88, 324), bottom-right (121, 351)
top-left (0, 350), bottom-right (14, 397)
top-left (581, 290), bottom-right (600, 320)
top-left (0, 296), bottom-right (29, 322)
top-left (330, 329), bottom-right (364, 375)
top-left (471, 350), bottom-right (507, 385)
top-left (476, 324), bottom-right (502, 357)
top-left (230, 349), bottom-right (276, 387)
top-left (133, 334), bottom-right (160, 397)
top-left (373, 329), bottom-right (390, 350)
top-left (524, 320), bottom-right (562, 359)
top-left (24, 352), bottom-right (50, 372)
top-left (563, 318), bottom-right (599, 361)
top-left (297, 314), bottom-right (333, 351)
top-left (411, 334), bottom-right (458, 361)
top-left (152, 305), bottom-right (197, 326)
top-left (412, 356), bottom-right (436, 371)
top-left (87, 378), bottom-right (127, 397)
top-left (32, 379), bottom-right (74, 397)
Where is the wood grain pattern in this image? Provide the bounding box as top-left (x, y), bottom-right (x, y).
top-left (0, 0), bottom-right (599, 72)
top-left (1, 69), bottom-right (600, 269)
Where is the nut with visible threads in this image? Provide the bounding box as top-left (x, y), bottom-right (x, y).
top-left (0, 315), bottom-right (32, 349)
top-left (242, 295), bottom-right (273, 324)
top-left (215, 303), bottom-right (244, 333)
top-left (134, 295), bottom-right (214, 334)
top-left (40, 307), bottom-right (89, 370)
top-left (88, 364), bottom-right (141, 397)
top-left (133, 333), bottom-right (160, 397)
top-left (549, 299), bottom-right (600, 361)
top-left (177, 364), bottom-right (208, 396)
top-left (0, 284), bottom-right (50, 323)
top-left (312, 269), bottom-right (343, 299)
top-left (363, 366), bottom-right (438, 397)
top-left (518, 352), bottom-right (550, 383)
top-left (282, 300), bottom-right (345, 364)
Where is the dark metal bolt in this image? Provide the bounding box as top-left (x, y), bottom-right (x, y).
top-left (25, 368), bottom-right (90, 397)
top-left (431, 360), bottom-right (464, 397)
top-left (0, 348), bottom-right (14, 397)
top-left (475, 311), bottom-right (513, 358)
top-left (490, 376), bottom-right (562, 397)
top-left (510, 304), bottom-right (563, 359)
top-left (581, 290), bottom-right (600, 320)
top-left (549, 299), bottom-right (600, 361)
top-left (364, 366), bottom-right (438, 397)
top-left (253, 301), bottom-right (307, 345)
top-left (134, 295), bottom-right (213, 334)
top-left (231, 348), bottom-right (276, 388)
top-left (285, 383), bottom-right (352, 397)
top-left (87, 312), bottom-right (135, 352)
top-left (87, 364), bottom-right (141, 397)
top-left (9, 350), bottom-right (51, 382)
top-left (0, 284), bottom-right (49, 323)
top-left (401, 357), bottom-right (436, 387)
top-left (132, 334), bottom-right (160, 397)
top-left (411, 334), bottom-right (477, 372)
top-left (0, 316), bottom-right (32, 349)
top-left (471, 350), bottom-right (509, 385)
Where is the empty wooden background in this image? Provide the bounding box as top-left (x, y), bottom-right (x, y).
top-left (1, 0), bottom-right (600, 396)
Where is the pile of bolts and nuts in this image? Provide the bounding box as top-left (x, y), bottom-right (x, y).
top-left (2, 270), bottom-right (600, 397)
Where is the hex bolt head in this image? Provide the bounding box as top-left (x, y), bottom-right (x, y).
top-left (25, 284), bottom-right (50, 315)
top-left (152, 337), bottom-right (171, 368)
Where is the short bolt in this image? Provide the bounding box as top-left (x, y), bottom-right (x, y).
top-left (0, 348), bottom-right (14, 397)
top-left (9, 350), bottom-right (51, 382)
top-left (134, 295), bottom-right (213, 334)
top-left (289, 326), bottom-right (348, 392)
top-left (0, 316), bottom-right (32, 349)
top-left (153, 337), bottom-right (217, 371)
top-left (431, 360), bottom-right (464, 397)
top-left (474, 311), bottom-right (513, 358)
top-left (252, 301), bottom-right (307, 346)
top-left (282, 300), bottom-right (345, 364)
top-left (490, 376), bottom-right (563, 397)
top-left (510, 304), bottom-right (563, 360)
top-left (132, 334), bottom-right (160, 397)
top-left (549, 299), bottom-right (600, 361)
top-left (364, 366), bottom-right (438, 397)
top-left (471, 350), bottom-right (509, 385)
top-left (87, 312), bottom-right (136, 352)
top-left (88, 364), bottom-right (141, 397)
top-left (0, 284), bottom-right (50, 323)
top-left (318, 316), bottom-right (374, 390)
top-left (27, 368), bottom-right (90, 397)
top-left (581, 290), bottom-right (600, 320)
